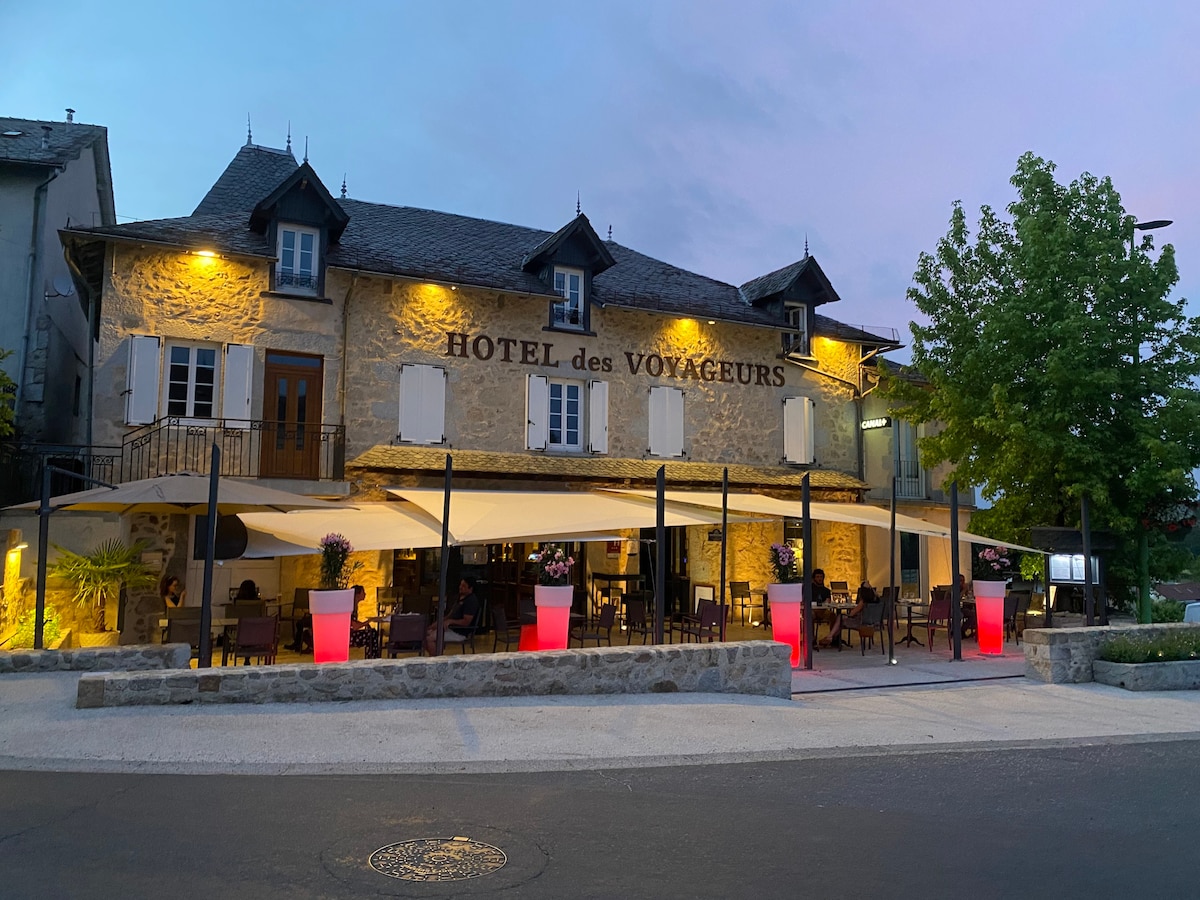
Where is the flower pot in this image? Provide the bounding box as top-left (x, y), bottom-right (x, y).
top-left (76, 631), bottom-right (120, 648)
top-left (973, 580), bottom-right (1006, 655)
top-left (534, 585), bottom-right (574, 651)
top-left (309, 589), bottom-right (355, 664)
top-left (768, 583), bottom-right (805, 667)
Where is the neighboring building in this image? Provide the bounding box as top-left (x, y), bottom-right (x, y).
top-left (42, 134), bottom-right (981, 641)
top-left (0, 112), bottom-right (114, 449)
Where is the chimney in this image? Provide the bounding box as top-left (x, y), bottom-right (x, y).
top-left (40, 125), bottom-right (52, 149)
top-left (65, 108), bottom-right (75, 123)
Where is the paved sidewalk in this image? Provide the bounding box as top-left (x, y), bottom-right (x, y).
top-left (1, 663), bottom-right (1198, 776)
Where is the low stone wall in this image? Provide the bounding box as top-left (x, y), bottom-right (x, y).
top-left (1023, 623), bottom-right (1200, 683)
top-left (77, 641), bottom-right (792, 708)
top-left (1092, 659), bottom-right (1200, 691)
top-left (1, 643), bottom-right (192, 675)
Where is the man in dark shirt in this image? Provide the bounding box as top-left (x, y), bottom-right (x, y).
top-left (425, 576), bottom-right (481, 654)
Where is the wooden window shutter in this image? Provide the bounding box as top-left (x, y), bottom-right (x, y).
top-left (784, 396), bottom-right (815, 464)
top-left (398, 364), bottom-right (447, 444)
top-left (221, 344), bottom-right (254, 429)
top-left (525, 374), bottom-right (549, 450)
top-left (124, 334), bottom-right (161, 426)
top-left (587, 380), bottom-right (608, 454)
top-left (648, 386), bottom-right (684, 458)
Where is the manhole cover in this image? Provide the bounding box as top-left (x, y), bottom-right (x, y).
top-left (368, 836), bottom-right (507, 882)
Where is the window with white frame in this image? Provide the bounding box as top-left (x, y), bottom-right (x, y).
top-left (895, 419), bottom-right (924, 499)
top-left (552, 266), bottom-right (584, 329)
top-left (526, 375), bottom-right (608, 452)
top-left (783, 302), bottom-right (809, 355)
top-left (124, 335), bottom-right (254, 426)
top-left (165, 343), bottom-right (218, 418)
top-left (277, 224), bottom-right (319, 293)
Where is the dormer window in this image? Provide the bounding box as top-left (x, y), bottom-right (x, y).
top-left (552, 266), bottom-right (585, 329)
top-left (783, 302), bottom-right (809, 356)
top-left (277, 224), bottom-right (319, 295)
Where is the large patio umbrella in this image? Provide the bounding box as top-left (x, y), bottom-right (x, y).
top-left (13, 468), bottom-right (340, 663)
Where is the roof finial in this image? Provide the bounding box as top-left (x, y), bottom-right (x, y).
top-left (303, 136), bottom-right (309, 164)
top-left (804, 233), bottom-right (809, 257)
top-left (246, 113), bottom-right (252, 146)
top-left (576, 191), bottom-right (581, 216)
top-left (286, 121), bottom-right (292, 153)
top-left (341, 174), bottom-right (347, 199)
top-left (608, 224), bottom-right (612, 240)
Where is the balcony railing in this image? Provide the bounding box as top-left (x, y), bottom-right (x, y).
top-left (895, 457), bottom-right (925, 500)
top-left (0, 442), bottom-right (121, 506)
top-left (121, 417), bottom-right (345, 483)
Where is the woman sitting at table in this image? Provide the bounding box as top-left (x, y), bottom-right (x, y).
top-left (349, 584), bottom-right (381, 659)
top-left (160, 575), bottom-right (186, 610)
top-left (820, 579), bottom-right (875, 648)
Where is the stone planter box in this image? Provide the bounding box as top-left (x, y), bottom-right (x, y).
top-left (1092, 659), bottom-right (1200, 691)
top-left (1, 643), bottom-right (191, 674)
top-left (1024, 622), bottom-right (1200, 683)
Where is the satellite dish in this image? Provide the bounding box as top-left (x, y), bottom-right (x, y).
top-left (48, 274), bottom-right (75, 297)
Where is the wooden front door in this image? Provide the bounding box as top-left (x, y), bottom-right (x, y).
top-left (259, 352), bottom-right (323, 479)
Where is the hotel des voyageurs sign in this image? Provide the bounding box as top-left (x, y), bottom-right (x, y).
top-left (445, 331), bottom-right (787, 388)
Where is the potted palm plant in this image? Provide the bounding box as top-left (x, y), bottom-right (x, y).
top-left (49, 539), bottom-right (156, 645)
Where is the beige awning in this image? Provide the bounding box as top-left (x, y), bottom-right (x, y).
top-left (239, 503), bottom-right (448, 556)
top-left (606, 489), bottom-right (1044, 555)
top-left (386, 487), bottom-right (767, 545)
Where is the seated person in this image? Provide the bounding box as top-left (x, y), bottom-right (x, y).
top-left (425, 576), bottom-right (481, 655)
top-left (160, 575), bottom-right (186, 610)
top-left (348, 584), bottom-right (381, 659)
top-left (822, 579), bottom-right (875, 647)
top-left (234, 579), bottom-right (259, 602)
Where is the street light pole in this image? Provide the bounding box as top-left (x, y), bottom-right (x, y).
top-left (1131, 218), bottom-right (1172, 624)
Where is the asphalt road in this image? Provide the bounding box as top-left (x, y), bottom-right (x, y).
top-left (1, 738), bottom-right (1194, 899)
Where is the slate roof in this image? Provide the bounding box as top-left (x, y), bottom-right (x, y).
top-left (351, 446), bottom-right (867, 491)
top-left (0, 116), bottom-right (108, 168)
top-left (815, 314), bottom-right (901, 348)
top-left (63, 140), bottom-right (888, 338)
top-left (193, 143), bottom-right (300, 216)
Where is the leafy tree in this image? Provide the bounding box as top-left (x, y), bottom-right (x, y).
top-left (882, 153), bottom-right (1200, 622)
top-left (0, 349), bottom-right (16, 439)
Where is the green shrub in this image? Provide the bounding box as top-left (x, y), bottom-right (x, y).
top-left (7, 607), bottom-right (62, 650)
top-left (1100, 631), bottom-right (1200, 664)
top-left (1151, 599), bottom-right (1186, 623)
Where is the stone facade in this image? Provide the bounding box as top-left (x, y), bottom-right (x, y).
top-left (1023, 623), bottom-right (1200, 683)
top-left (1092, 659), bottom-right (1200, 691)
top-left (1, 642), bottom-right (190, 674)
top-left (76, 640), bottom-right (792, 707)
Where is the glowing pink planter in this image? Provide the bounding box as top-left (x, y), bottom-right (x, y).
top-left (534, 585), bottom-right (574, 650)
top-left (769, 583), bottom-right (805, 667)
top-left (973, 580), bottom-right (1006, 655)
top-left (309, 589), bottom-right (354, 664)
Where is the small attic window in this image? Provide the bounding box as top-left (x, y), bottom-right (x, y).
top-left (2, 131), bottom-right (24, 138)
top-left (551, 266), bottom-right (585, 329)
top-left (275, 223), bottom-right (319, 295)
top-left (783, 302), bottom-right (809, 356)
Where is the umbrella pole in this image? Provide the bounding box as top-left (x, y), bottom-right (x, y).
top-left (719, 468), bottom-right (728, 641)
top-left (197, 445), bottom-right (220, 668)
top-left (435, 454), bottom-right (452, 656)
top-left (34, 464), bottom-right (50, 650)
top-left (951, 481), bottom-right (962, 661)
top-left (654, 465), bottom-right (665, 644)
top-left (802, 473), bottom-right (813, 671)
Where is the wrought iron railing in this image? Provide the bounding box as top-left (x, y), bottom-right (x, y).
top-left (276, 270), bottom-right (318, 291)
top-left (895, 457), bottom-right (925, 500)
top-left (120, 417), bottom-right (345, 483)
top-left (0, 441), bottom-right (121, 505)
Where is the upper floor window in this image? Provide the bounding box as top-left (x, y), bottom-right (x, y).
top-left (548, 379), bottom-right (582, 450)
top-left (783, 302), bottom-right (809, 356)
top-left (526, 375), bottom-right (608, 453)
top-left (895, 419), bottom-right (925, 499)
top-left (277, 224), bottom-right (319, 294)
top-left (165, 343), bottom-right (218, 418)
top-left (552, 266), bottom-right (584, 329)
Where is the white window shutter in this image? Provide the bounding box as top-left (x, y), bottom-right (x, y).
top-left (525, 374), bottom-right (549, 451)
top-left (221, 344), bottom-right (254, 429)
top-left (784, 397), bottom-right (815, 464)
top-left (124, 335), bottom-right (160, 425)
top-left (587, 380), bottom-right (608, 454)
top-left (398, 364), bottom-right (447, 445)
top-left (648, 386), bottom-right (684, 458)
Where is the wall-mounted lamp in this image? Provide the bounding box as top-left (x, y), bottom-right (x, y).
top-left (706, 320), bottom-right (715, 325)
top-left (12, 542), bottom-right (28, 551)
top-left (191, 250), bottom-right (218, 258)
top-left (707, 528), bottom-right (723, 542)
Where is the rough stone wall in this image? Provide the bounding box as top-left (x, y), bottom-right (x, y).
top-left (122, 512), bottom-right (188, 645)
top-left (1, 643), bottom-right (190, 674)
top-left (1023, 623), bottom-right (1200, 683)
top-left (76, 640), bottom-right (793, 707)
top-left (340, 275), bottom-right (859, 472)
top-left (93, 246), bottom-right (342, 448)
top-left (1091, 659), bottom-right (1200, 691)
top-left (816, 521), bottom-right (862, 586)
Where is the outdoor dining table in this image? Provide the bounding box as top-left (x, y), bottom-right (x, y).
top-left (894, 600), bottom-right (928, 647)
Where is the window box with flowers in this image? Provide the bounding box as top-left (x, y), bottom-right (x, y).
top-left (972, 546), bottom-right (1017, 655)
top-left (533, 544), bottom-right (575, 651)
top-left (767, 542), bottom-right (804, 667)
top-left (309, 533), bottom-right (362, 664)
